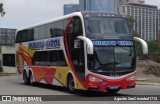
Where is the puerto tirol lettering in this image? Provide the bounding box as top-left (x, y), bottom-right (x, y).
top-left (92, 41), bottom-right (117, 46)
top-left (28, 41), bottom-right (45, 50)
top-left (118, 41), bottom-right (133, 46)
top-left (28, 38), bottom-right (60, 50)
top-left (92, 41), bottom-right (133, 46)
top-left (46, 38), bottom-right (60, 49)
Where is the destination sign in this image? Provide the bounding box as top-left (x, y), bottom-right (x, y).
top-left (92, 41), bottom-right (133, 46)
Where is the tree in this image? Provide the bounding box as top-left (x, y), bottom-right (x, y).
top-left (128, 16), bottom-right (134, 29)
top-left (127, 17), bottom-right (160, 62)
top-left (147, 41), bottom-right (160, 62)
top-left (127, 16), bottom-right (140, 37)
top-left (136, 40), bottom-right (160, 62)
top-left (127, 16), bottom-right (144, 59)
top-left (0, 3), bottom-right (5, 17)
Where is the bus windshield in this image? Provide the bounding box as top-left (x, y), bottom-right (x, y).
top-left (88, 46), bottom-right (136, 74)
top-left (85, 17), bottom-right (132, 39)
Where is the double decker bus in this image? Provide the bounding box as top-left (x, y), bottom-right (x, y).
top-left (15, 12), bottom-right (148, 94)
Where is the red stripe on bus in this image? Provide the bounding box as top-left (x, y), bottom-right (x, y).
top-left (64, 17), bottom-right (85, 88)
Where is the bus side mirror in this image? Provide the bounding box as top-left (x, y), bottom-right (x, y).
top-left (76, 36), bottom-right (94, 54)
top-left (134, 37), bottom-right (148, 54)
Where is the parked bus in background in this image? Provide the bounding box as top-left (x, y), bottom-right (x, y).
top-left (15, 12), bottom-right (148, 94)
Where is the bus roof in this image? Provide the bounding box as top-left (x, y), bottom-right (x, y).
top-left (16, 11), bottom-right (123, 33)
top-left (16, 12), bottom-right (82, 32)
top-left (81, 11), bottom-right (123, 18)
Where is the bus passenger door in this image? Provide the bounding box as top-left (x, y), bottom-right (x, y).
top-left (65, 16), bottom-right (85, 82)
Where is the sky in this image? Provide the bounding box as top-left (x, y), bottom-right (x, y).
top-left (0, 0), bottom-right (160, 29)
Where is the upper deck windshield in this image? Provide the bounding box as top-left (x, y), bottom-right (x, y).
top-left (84, 17), bottom-right (132, 40)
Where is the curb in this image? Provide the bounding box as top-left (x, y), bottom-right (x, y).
top-left (0, 73), bottom-right (16, 78)
top-left (0, 73), bottom-right (16, 74)
top-left (0, 73), bottom-right (16, 75)
top-left (137, 82), bottom-right (160, 87)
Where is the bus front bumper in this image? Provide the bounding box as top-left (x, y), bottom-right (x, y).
top-left (85, 73), bottom-right (136, 91)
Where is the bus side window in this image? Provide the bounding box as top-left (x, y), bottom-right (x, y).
top-left (68, 23), bottom-right (73, 33)
top-left (32, 52), bottom-right (39, 65)
top-left (50, 28), bottom-right (56, 37)
top-left (48, 50), bottom-right (67, 66)
top-left (74, 18), bottom-right (82, 35)
top-left (27, 29), bottom-right (34, 41)
top-left (33, 51), bottom-right (47, 66)
top-left (57, 51), bottom-right (67, 66)
top-left (21, 30), bottom-right (27, 42)
top-left (64, 19), bottom-right (69, 32)
top-left (16, 31), bottom-right (22, 43)
top-left (54, 21), bottom-right (64, 36)
top-left (48, 51), bottom-right (55, 65)
top-left (33, 50), bottom-right (67, 67)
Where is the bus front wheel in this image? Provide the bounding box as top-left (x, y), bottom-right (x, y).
top-left (67, 76), bottom-right (76, 93)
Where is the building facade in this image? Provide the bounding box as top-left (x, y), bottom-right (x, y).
top-left (79, 0), bottom-right (145, 13)
top-left (117, 0), bottom-right (144, 6)
top-left (0, 28), bottom-right (16, 73)
top-left (119, 3), bottom-right (160, 41)
top-left (116, 0), bottom-right (145, 12)
top-left (79, 0), bottom-right (115, 12)
top-left (1, 46), bottom-right (16, 73)
top-left (63, 4), bottom-right (79, 15)
top-left (0, 28), bottom-right (16, 45)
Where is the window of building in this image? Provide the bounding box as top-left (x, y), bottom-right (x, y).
top-left (3, 54), bottom-right (15, 67)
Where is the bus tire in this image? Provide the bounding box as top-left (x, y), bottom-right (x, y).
top-left (67, 75), bottom-right (76, 93)
top-left (107, 89), bottom-right (120, 95)
top-left (23, 71), bottom-right (30, 85)
top-left (29, 71), bottom-right (34, 86)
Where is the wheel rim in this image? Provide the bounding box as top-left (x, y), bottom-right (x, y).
top-left (69, 78), bottom-right (75, 91)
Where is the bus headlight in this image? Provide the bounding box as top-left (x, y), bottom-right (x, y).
top-left (89, 76), bottom-right (103, 82)
top-left (126, 75), bottom-right (135, 81)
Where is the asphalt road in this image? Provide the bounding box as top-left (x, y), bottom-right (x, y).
top-left (0, 77), bottom-right (160, 104)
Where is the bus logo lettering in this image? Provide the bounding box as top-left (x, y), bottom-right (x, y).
top-left (46, 38), bottom-right (60, 49)
top-left (28, 38), bottom-right (61, 50)
top-left (28, 41), bottom-right (45, 50)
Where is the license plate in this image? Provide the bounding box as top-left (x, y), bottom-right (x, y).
top-left (109, 86), bottom-right (119, 90)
